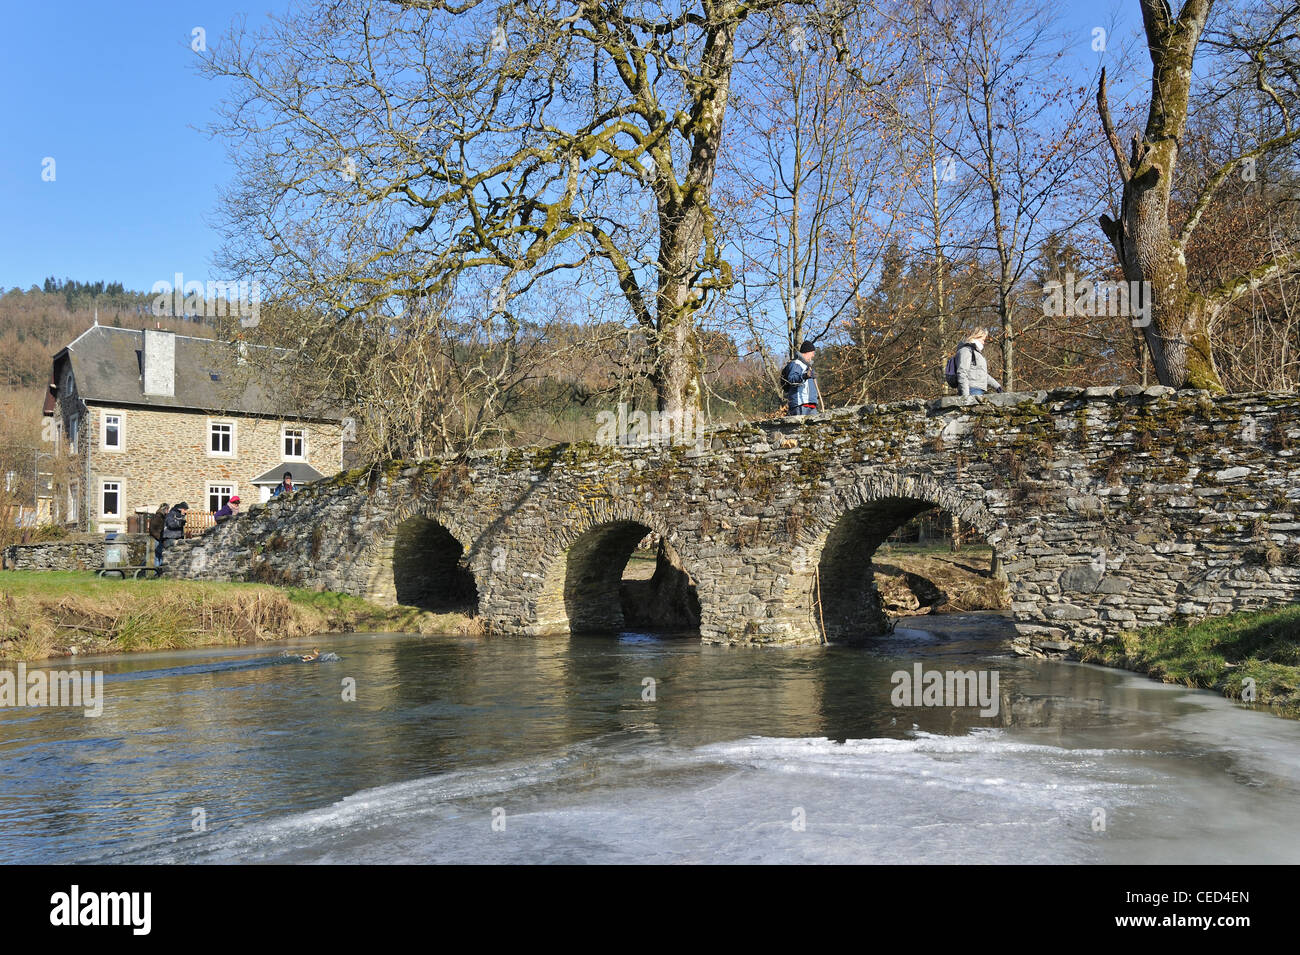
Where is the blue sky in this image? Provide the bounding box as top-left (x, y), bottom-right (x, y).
top-left (0, 0), bottom-right (1131, 295)
top-left (0, 1), bottom-right (288, 293)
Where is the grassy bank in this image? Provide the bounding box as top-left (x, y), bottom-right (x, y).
top-left (1077, 605), bottom-right (1300, 717)
top-left (0, 571), bottom-right (480, 660)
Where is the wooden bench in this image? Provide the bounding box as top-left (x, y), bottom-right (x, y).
top-left (97, 565), bottom-right (164, 580)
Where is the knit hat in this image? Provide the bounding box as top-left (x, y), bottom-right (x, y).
top-left (798, 340), bottom-right (816, 354)
top-left (176, 501), bottom-right (189, 510)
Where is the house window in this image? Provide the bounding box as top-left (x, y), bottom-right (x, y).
top-left (283, 427), bottom-right (306, 460)
top-left (209, 421), bottom-right (234, 456)
top-left (69, 416), bottom-right (79, 454)
top-left (68, 481), bottom-right (78, 522)
top-left (208, 484), bottom-right (235, 512)
top-left (101, 480), bottom-right (122, 519)
top-left (102, 413), bottom-right (123, 451)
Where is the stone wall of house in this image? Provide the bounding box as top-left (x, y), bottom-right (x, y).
top-left (46, 329), bottom-right (346, 533)
top-left (74, 404), bottom-right (342, 532)
top-left (168, 387), bottom-right (1300, 649)
top-left (2, 534), bottom-right (150, 571)
top-left (53, 368), bottom-right (92, 530)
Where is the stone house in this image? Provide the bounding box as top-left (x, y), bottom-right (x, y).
top-left (43, 325), bottom-right (346, 533)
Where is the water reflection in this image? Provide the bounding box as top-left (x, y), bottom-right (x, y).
top-left (0, 612), bottom-right (1297, 863)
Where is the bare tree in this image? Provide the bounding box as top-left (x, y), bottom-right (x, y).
top-left (203, 0), bottom-right (867, 429)
top-left (1097, 0), bottom-right (1300, 390)
top-left (936, 0), bottom-right (1096, 391)
top-left (889, 0), bottom-right (980, 345)
top-left (719, 7), bottom-right (901, 402)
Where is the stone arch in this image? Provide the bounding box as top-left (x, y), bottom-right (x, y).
top-left (795, 474), bottom-right (1000, 643)
top-left (528, 501), bottom-right (701, 635)
top-left (360, 502), bottom-right (481, 612)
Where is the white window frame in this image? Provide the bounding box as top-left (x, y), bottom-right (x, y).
top-left (101, 410), bottom-right (125, 452)
top-left (207, 483), bottom-right (236, 513)
top-left (67, 481), bottom-right (78, 523)
top-left (207, 419), bottom-right (236, 457)
top-left (282, 425), bottom-right (307, 461)
top-left (68, 415), bottom-right (79, 455)
top-left (100, 479), bottom-right (124, 520)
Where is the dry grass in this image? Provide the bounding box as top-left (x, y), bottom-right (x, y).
top-left (0, 571), bottom-right (481, 660)
top-left (873, 546), bottom-right (1011, 614)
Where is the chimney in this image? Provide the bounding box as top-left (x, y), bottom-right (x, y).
top-left (142, 328), bottom-right (176, 397)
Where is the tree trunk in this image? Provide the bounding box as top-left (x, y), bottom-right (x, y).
top-left (1105, 144), bottom-right (1220, 388)
top-left (649, 296), bottom-right (704, 420)
top-left (645, 3), bottom-right (737, 420)
top-left (1098, 0), bottom-right (1224, 392)
top-left (1000, 295), bottom-right (1015, 391)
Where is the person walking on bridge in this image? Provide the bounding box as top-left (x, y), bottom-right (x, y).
top-left (781, 340), bottom-right (820, 416)
top-left (954, 329), bottom-right (1002, 397)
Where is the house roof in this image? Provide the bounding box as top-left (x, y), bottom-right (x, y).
top-left (250, 462), bottom-right (327, 485)
top-left (51, 325), bottom-right (342, 422)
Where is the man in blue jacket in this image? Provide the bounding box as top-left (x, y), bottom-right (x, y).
top-left (271, 473), bottom-right (295, 498)
top-left (781, 340), bottom-right (820, 415)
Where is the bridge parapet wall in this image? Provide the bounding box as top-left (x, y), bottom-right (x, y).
top-left (170, 386), bottom-right (1300, 646)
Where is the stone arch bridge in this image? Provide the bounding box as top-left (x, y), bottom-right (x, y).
top-left (173, 387), bottom-right (1300, 648)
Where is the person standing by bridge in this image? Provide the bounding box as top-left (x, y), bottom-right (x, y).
top-left (214, 495), bottom-right (240, 524)
top-left (159, 501), bottom-right (188, 568)
top-left (781, 341), bottom-right (820, 416)
top-left (271, 472), bottom-right (296, 499)
top-left (148, 502), bottom-right (169, 567)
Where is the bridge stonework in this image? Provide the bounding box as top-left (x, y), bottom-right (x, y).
top-left (171, 386), bottom-right (1300, 650)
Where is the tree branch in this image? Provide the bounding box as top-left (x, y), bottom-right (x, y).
top-left (1178, 126), bottom-right (1300, 246)
top-left (1204, 247), bottom-right (1300, 313)
top-left (1097, 67), bottom-right (1133, 181)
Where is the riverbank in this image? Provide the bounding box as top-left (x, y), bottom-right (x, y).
top-left (0, 571), bottom-right (480, 660)
top-left (872, 543), bottom-right (1010, 615)
top-left (1078, 605), bottom-right (1300, 718)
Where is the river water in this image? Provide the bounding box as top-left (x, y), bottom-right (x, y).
top-left (2, 613), bottom-right (1299, 864)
